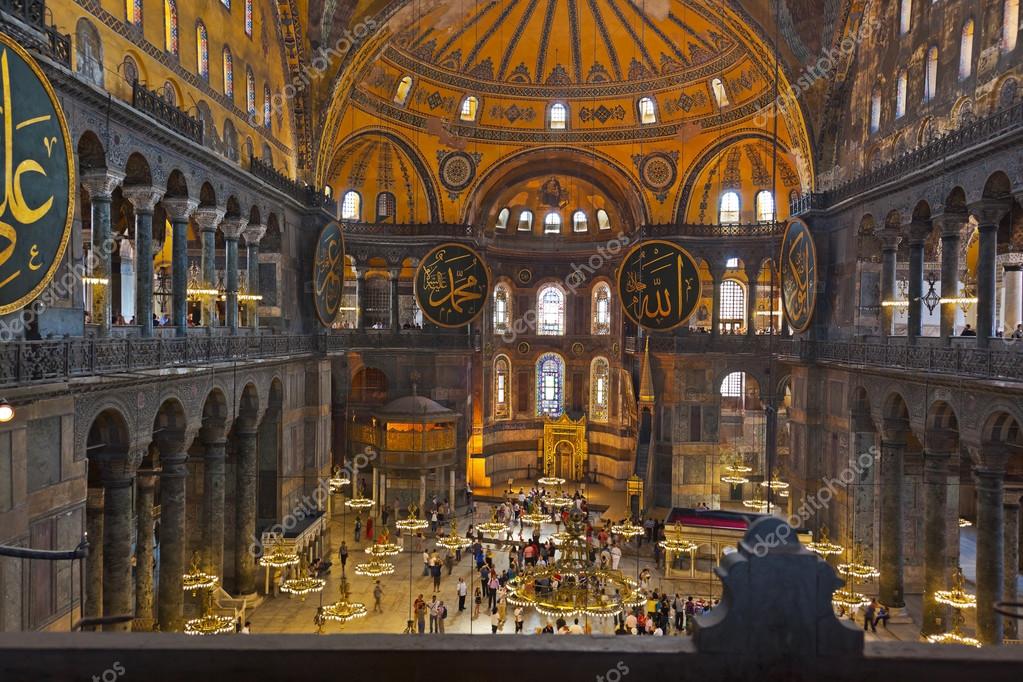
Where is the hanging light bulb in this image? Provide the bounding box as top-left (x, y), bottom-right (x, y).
top-left (0, 399), bottom-right (14, 423)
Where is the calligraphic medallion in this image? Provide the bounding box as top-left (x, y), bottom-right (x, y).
top-left (0, 32), bottom-right (75, 315)
top-left (414, 243), bottom-right (489, 328)
top-left (617, 240), bottom-right (701, 332)
top-left (779, 217), bottom-right (817, 333)
top-left (312, 221), bottom-right (345, 326)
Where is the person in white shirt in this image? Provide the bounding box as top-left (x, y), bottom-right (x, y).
top-left (610, 544), bottom-right (622, 570)
top-left (568, 618), bottom-right (584, 634)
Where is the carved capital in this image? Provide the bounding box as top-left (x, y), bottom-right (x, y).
top-left (162, 197), bottom-right (199, 223)
top-left (907, 219), bottom-right (931, 244)
top-left (969, 199), bottom-right (1010, 228)
top-left (878, 228), bottom-right (901, 251)
top-left (242, 223), bottom-right (267, 247)
top-left (220, 217), bottom-right (248, 241)
top-left (80, 169), bottom-right (125, 200)
top-left (193, 206), bottom-right (226, 233)
top-left (933, 212), bottom-right (969, 239)
top-left (121, 185), bottom-right (165, 214)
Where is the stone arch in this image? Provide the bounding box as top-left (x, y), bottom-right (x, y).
top-left (351, 366), bottom-right (389, 404)
top-left (165, 168), bottom-right (190, 199)
top-left (77, 131), bottom-right (107, 173)
top-left (124, 152), bottom-right (153, 186)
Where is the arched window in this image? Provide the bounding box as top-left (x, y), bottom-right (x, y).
top-left (638, 97), bottom-right (657, 124)
top-left (590, 357), bottom-right (611, 422)
top-left (591, 282), bottom-right (611, 335)
top-left (870, 86), bottom-right (882, 133)
top-left (341, 191), bottom-right (361, 221)
top-left (164, 0), bottom-right (178, 55)
top-left (755, 191), bottom-right (775, 223)
top-left (460, 95), bottom-right (479, 121)
top-left (163, 80), bottom-right (177, 105)
top-left (1005, 0), bottom-right (1020, 52)
top-left (245, 0), bottom-right (253, 37)
top-left (549, 103), bottom-right (567, 130)
top-left (544, 212), bottom-right (561, 234)
top-left (924, 47), bottom-right (938, 102)
top-left (222, 47), bottom-right (233, 96)
top-left (720, 371), bottom-right (745, 398)
top-left (720, 280), bottom-right (747, 332)
top-left (711, 78), bottom-right (729, 107)
top-left (572, 210), bottom-right (588, 232)
top-left (376, 192), bottom-right (396, 221)
top-left (596, 209), bottom-right (611, 231)
top-left (494, 355), bottom-right (511, 420)
top-left (960, 20), bottom-right (974, 80)
top-left (537, 284), bottom-right (565, 336)
top-left (719, 191), bottom-right (740, 224)
top-left (518, 210), bottom-right (533, 232)
top-left (75, 19), bottom-right (104, 87)
top-left (246, 68), bottom-right (256, 115)
top-left (896, 71), bottom-right (907, 118)
top-left (221, 0), bottom-right (230, 7)
top-left (263, 83), bottom-right (272, 127)
top-left (126, 0), bottom-right (142, 25)
top-left (899, 0), bottom-right (912, 35)
top-left (394, 76), bottom-right (413, 105)
top-left (196, 21), bottom-right (208, 79)
top-left (122, 56), bottom-right (138, 87)
top-left (493, 283), bottom-right (511, 334)
top-left (536, 353), bottom-right (565, 417)
top-left (495, 208), bottom-right (510, 230)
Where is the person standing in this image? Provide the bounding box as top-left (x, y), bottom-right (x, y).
top-left (437, 601), bottom-right (447, 633)
top-left (339, 541), bottom-right (349, 573)
top-left (414, 594), bottom-right (427, 634)
top-left (490, 606), bottom-right (500, 634)
top-left (514, 606), bottom-right (524, 633)
top-left (863, 599), bottom-right (877, 633)
top-left (366, 515), bottom-right (374, 541)
top-left (422, 548), bottom-right (431, 576)
top-left (373, 580), bottom-right (384, 613)
top-left (610, 543), bottom-right (622, 570)
top-left (473, 587), bottom-right (482, 619)
top-left (457, 577), bottom-right (467, 611)
top-left (428, 595), bottom-right (439, 633)
top-left (431, 556), bottom-right (443, 591)
top-left (354, 516), bottom-right (362, 543)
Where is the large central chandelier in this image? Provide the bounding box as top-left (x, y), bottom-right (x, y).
top-left (506, 509), bottom-right (646, 619)
top-left (318, 575), bottom-right (367, 630)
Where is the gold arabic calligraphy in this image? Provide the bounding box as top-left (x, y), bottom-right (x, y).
top-left (783, 227), bottom-right (814, 327)
top-left (623, 246), bottom-right (696, 327)
top-left (422, 249), bottom-right (483, 317)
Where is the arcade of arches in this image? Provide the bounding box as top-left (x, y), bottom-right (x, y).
top-left (2, 0), bottom-right (1023, 673)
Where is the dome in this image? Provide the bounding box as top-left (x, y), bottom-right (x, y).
top-left (374, 394), bottom-right (456, 422)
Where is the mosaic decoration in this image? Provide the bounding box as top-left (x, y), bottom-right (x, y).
top-left (744, 144), bottom-right (771, 186)
top-left (165, 0), bottom-right (179, 54)
top-left (312, 221), bottom-right (345, 327)
top-left (516, 268), bottom-right (532, 284)
top-left (508, 64), bottom-right (532, 83)
top-left (722, 147), bottom-right (742, 189)
top-left (437, 150), bottom-right (480, 196)
top-left (415, 88), bottom-right (456, 112)
top-left (579, 104), bottom-right (625, 124)
top-left (535, 0), bottom-right (559, 82)
top-left (633, 151), bottom-right (678, 202)
top-left (617, 241), bottom-right (701, 332)
top-left (780, 218), bottom-right (817, 333)
top-left (518, 342), bottom-right (531, 354)
top-left (490, 104), bottom-right (536, 124)
top-left (245, 0), bottom-right (252, 37)
top-left (0, 32), bottom-right (75, 316)
top-left (414, 243), bottom-right (490, 328)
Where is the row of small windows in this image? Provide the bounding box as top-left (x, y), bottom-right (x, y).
top-left (392, 80), bottom-right (730, 128)
top-left (493, 354), bottom-right (611, 421)
top-left (898, 0), bottom-right (1017, 53)
top-left (493, 282), bottom-right (612, 337)
top-left (495, 208), bottom-right (612, 233)
top-left (339, 190), bottom-right (398, 221)
top-left (155, 0), bottom-right (254, 53)
top-left (718, 190), bottom-right (776, 224)
top-left (869, 46), bottom-right (938, 133)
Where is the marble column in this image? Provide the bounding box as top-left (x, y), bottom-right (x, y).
top-left (134, 470), bottom-right (157, 631)
top-left (1003, 264), bottom-right (1022, 333)
top-left (200, 429), bottom-right (227, 577)
top-left (936, 214), bottom-right (965, 343)
top-left (80, 170), bottom-right (125, 336)
top-left (906, 225), bottom-right (928, 343)
top-left (234, 423), bottom-right (259, 595)
top-left (710, 267), bottom-right (724, 337)
top-left (220, 218), bottom-right (248, 334)
top-left (157, 447), bottom-right (189, 632)
top-left (880, 230), bottom-right (901, 338)
top-left (974, 458), bottom-right (1006, 645)
top-left (419, 473), bottom-right (427, 512)
top-left (1004, 490), bottom-right (1021, 640)
top-left (162, 198), bottom-right (199, 337)
top-left (921, 446), bottom-right (953, 636)
top-left (372, 468), bottom-right (380, 521)
top-left (879, 427), bottom-right (907, 608)
top-left (389, 267), bottom-right (401, 332)
top-left (242, 224), bottom-right (266, 330)
top-left (84, 487), bottom-right (104, 627)
top-left (744, 264), bottom-right (759, 337)
top-left (193, 207), bottom-right (225, 328)
top-left (355, 267), bottom-right (367, 331)
top-left (449, 470), bottom-right (456, 510)
top-left (101, 467), bottom-right (135, 631)
top-left (971, 202), bottom-right (1008, 348)
top-left (121, 186), bottom-right (165, 337)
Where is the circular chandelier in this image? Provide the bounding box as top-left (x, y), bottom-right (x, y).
top-left (611, 519), bottom-right (644, 540)
top-left (280, 575), bottom-right (327, 598)
top-left (658, 522), bottom-right (698, 554)
top-left (934, 567), bottom-right (976, 610)
top-left (837, 544), bottom-right (880, 580)
top-left (395, 504), bottom-right (430, 533)
top-left (537, 476), bottom-right (566, 487)
top-left (720, 456), bottom-right (752, 485)
top-left (926, 609), bottom-right (980, 648)
top-left (806, 526), bottom-right (844, 558)
top-left (184, 584), bottom-right (235, 636)
top-left (958, 518), bottom-right (972, 528)
top-left (506, 509), bottom-right (647, 619)
top-left (520, 510), bottom-right (550, 526)
top-left (477, 508), bottom-right (507, 536)
top-left (831, 588), bottom-right (870, 610)
top-left (545, 488), bottom-right (574, 509)
top-left (328, 466), bottom-right (351, 494)
top-left (436, 519), bottom-right (473, 553)
top-left (259, 542), bottom-right (300, 569)
top-left (182, 552), bottom-right (218, 593)
top-left (345, 495), bottom-right (375, 510)
top-left (760, 476), bottom-right (790, 491)
top-left (354, 559), bottom-right (396, 577)
top-left (319, 576), bottom-right (368, 626)
top-left (364, 533), bottom-right (402, 559)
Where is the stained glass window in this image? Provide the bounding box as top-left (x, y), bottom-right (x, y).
top-left (223, 47), bottom-right (233, 97)
top-left (896, 71), bottom-right (907, 118)
top-left (591, 283), bottom-right (611, 335)
top-left (341, 191), bottom-right (361, 221)
top-left (589, 357), bottom-right (610, 423)
top-left (246, 68), bottom-right (255, 115)
top-left (536, 353), bottom-right (565, 417)
top-left (493, 283), bottom-right (511, 334)
top-left (870, 87), bottom-right (881, 133)
top-left (495, 355), bottom-right (511, 419)
top-left (719, 191), bottom-right (740, 224)
top-left (537, 285), bottom-right (565, 336)
top-left (924, 47), bottom-right (938, 101)
top-left (263, 83), bottom-right (272, 127)
top-left (394, 76), bottom-right (413, 104)
top-left (196, 22), bottom-right (209, 80)
top-left (711, 78), bottom-right (729, 107)
top-left (126, 0), bottom-right (142, 25)
top-left (164, 0), bottom-right (179, 55)
top-left (245, 0), bottom-right (254, 37)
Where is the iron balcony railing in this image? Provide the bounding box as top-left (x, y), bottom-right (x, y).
top-left (641, 222), bottom-right (787, 238)
top-left (0, 0), bottom-right (71, 67)
top-left (340, 222), bottom-right (475, 238)
top-left (131, 80), bottom-right (204, 144)
top-left (626, 334), bottom-right (794, 356)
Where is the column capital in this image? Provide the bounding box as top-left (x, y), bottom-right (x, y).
top-left (242, 223), bottom-right (266, 247)
top-left (388, 266), bottom-right (401, 280)
top-left (136, 468), bottom-right (159, 488)
top-left (162, 197), bottom-right (199, 222)
top-left (933, 212), bottom-right (969, 238)
top-left (969, 199), bottom-right (1010, 227)
top-left (879, 228), bottom-right (902, 251)
top-left (881, 418), bottom-right (910, 445)
top-left (121, 185), bottom-right (165, 213)
top-left (971, 444), bottom-right (1017, 473)
top-left (220, 217), bottom-right (248, 241)
top-left (80, 168), bottom-right (125, 200)
top-left (193, 206), bottom-right (226, 232)
top-left (907, 220), bottom-right (931, 245)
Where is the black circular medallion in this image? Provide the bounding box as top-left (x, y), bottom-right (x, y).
top-left (414, 243), bottom-right (489, 328)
